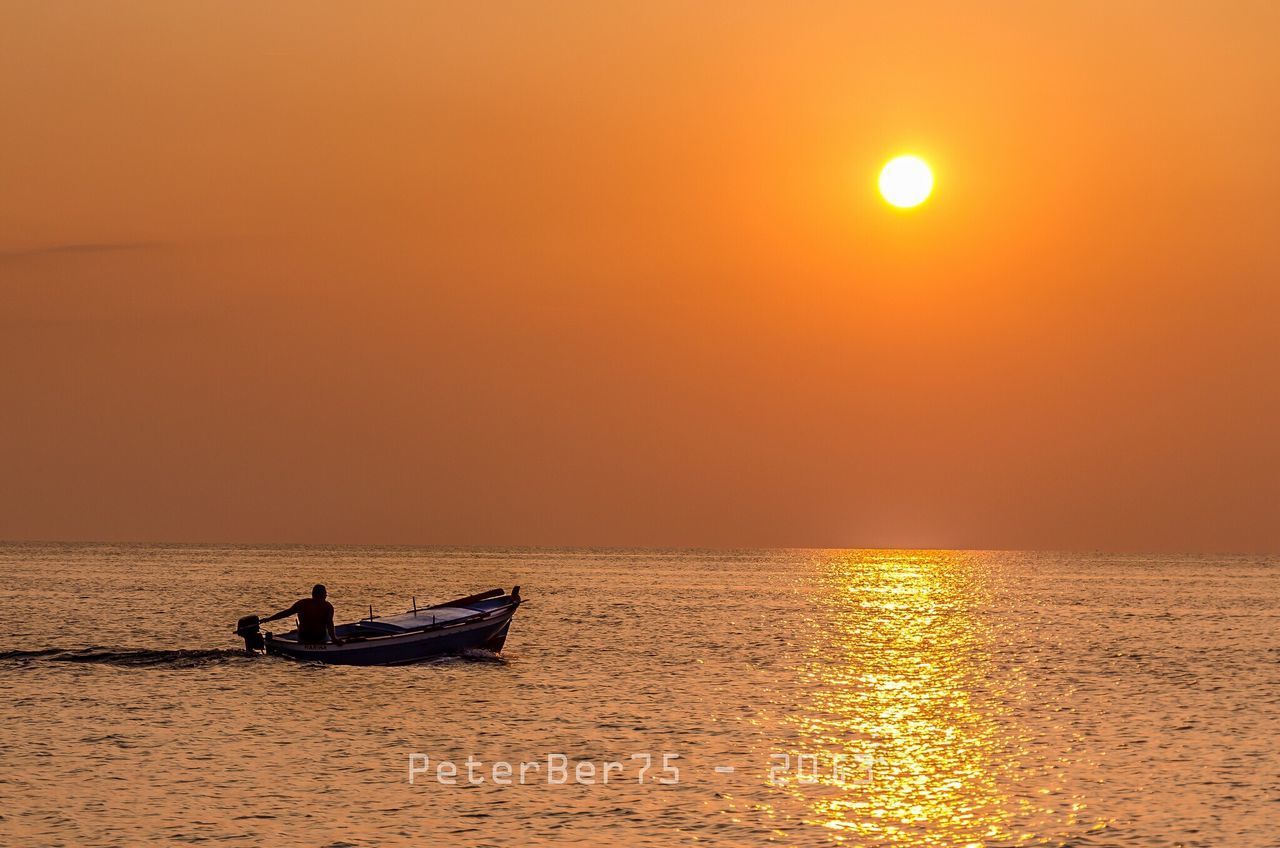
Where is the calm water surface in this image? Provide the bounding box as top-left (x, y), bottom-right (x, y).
top-left (0, 546), bottom-right (1276, 846)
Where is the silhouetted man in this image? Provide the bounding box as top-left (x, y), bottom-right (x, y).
top-left (262, 584), bottom-right (343, 644)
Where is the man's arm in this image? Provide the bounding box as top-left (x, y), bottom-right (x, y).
top-left (326, 604), bottom-right (343, 645)
top-left (260, 601), bottom-right (300, 624)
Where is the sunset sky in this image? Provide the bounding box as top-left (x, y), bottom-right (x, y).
top-left (2, 2), bottom-right (1277, 550)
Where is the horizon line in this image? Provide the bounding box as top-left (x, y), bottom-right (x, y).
top-left (0, 537), bottom-right (1275, 558)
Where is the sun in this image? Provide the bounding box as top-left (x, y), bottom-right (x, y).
top-left (879, 155), bottom-right (933, 208)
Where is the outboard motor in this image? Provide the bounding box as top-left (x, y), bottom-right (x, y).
top-left (235, 614), bottom-right (265, 654)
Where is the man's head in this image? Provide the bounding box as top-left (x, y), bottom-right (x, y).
top-left (312, 584), bottom-right (327, 600)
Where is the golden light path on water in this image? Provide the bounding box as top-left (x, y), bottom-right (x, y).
top-left (769, 551), bottom-right (1101, 845)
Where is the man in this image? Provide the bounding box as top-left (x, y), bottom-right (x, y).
top-left (261, 584), bottom-right (343, 645)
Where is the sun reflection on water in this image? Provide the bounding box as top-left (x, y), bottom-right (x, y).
top-left (783, 550), bottom-right (1020, 845)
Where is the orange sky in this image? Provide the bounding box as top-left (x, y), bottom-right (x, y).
top-left (2, 2), bottom-right (1277, 550)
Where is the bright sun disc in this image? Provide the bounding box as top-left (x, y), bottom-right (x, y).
top-left (879, 155), bottom-right (933, 208)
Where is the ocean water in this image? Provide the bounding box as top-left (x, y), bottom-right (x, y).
top-left (0, 545), bottom-right (1276, 847)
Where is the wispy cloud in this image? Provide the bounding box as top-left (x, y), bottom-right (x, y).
top-left (0, 241), bottom-right (166, 263)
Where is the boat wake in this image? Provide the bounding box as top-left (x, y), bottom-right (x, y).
top-left (446, 647), bottom-right (507, 664)
top-left (0, 646), bottom-right (509, 668)
top-left (0, 647), bottom-right (253, 668)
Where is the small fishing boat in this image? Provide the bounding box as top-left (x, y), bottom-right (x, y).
top-left (234, 587), bottom-right (521, 666)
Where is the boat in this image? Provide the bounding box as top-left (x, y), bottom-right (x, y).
top-left (234, 587), bottom-right (521, 666)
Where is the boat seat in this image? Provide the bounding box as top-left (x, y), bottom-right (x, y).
top-left (353, 621), bottom-right (410, 635)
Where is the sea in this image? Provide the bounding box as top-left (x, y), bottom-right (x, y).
top-left (0, 545), bottom-right (1276, 847)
